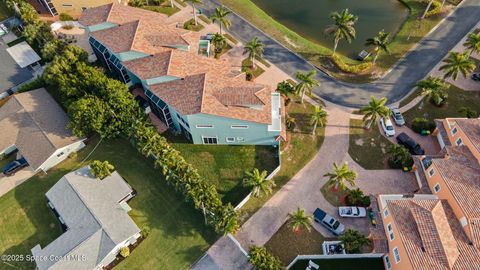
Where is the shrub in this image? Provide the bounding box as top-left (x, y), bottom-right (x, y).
top-left (411, 117), bottom-right (436, 133)
top-left (16, 77), bottom-right (45, 93)
top-left (246, 70), bottom-right (254, 81)
top-left (340, 229), bottom-right (371, 254)
top-left (248, 246), bottom-right (283, 270)
top-left (345, 188), bottom-right (371, 207)
top-left (423, 0), bottom-right (442, 18)
top-left (59, 13), bottom-right (73, 21)
top-left (90, 160), bottom-right (115, 180)
top-left (141, 226), bottom-right (151, 238)
top-left (120, 246), bottom-right (130, 258)
top-left (68, 152), bottom-right (77, 160)
top-left (331, 54), bottom-right (373, 74)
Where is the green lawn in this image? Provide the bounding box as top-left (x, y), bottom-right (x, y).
top-left (403, 84), bottom-right (480, 126)
top-left (239, 98), bottom-right (325, 222)
top-left (165, 134), bottom-right (279, 206)
top-left (184, 18), bottom-right (205, 32)
top-left (290, 258), bottom-right (385, 270)
top-left (0, 0), bottom-right (12, 21)
top-left (141, 4), bottom-right (180, 16)
top-left (220, 0), bottom-right (454, 82)
top-left (320, 184), bottom-right (349, 207)
top-left (348, 119), bottom-right (393, 170)
top-left (265, 222), bottom-right (335, 265)
top-left (241, 58), bottom-right (265, 78)
top-left (0, 137), bottom-right (217, 270)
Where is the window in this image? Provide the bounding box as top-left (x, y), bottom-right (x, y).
top-left (196, 125), bottom-right (213, 128)
top-left (387, 223), bottom-right (394, 241)
top-left (236, 137), bottom-right (245, 142)
top-left (62, 4), bottom-right (73, 7)
top-left (451, 127), bottom-right (457, 135)
top-left (56, 152), bottom-right (64, 158)
top-left (393, 247), bottom-right (401, 263)
top-left (384, 209), bottom-right (389, 217)
top-left (231, 125), bottom-right (249, 129)
top-left (434, 183), bottom-right (440, 193)
top-left (456, 138), bottom-right (463, 146)
top-left (226, 137), bottom-right (235, 143)
top-left (429, 169), bottom-right (435, 177)
top-left (384, 255), bottom-right (392, 269)
top-left (81, 7), bottom-right (87, 11)
top-left (202, 137), bottom-right (218, 144)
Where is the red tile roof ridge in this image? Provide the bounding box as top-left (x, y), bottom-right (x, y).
top-left (104, 3), bottom-right (114, 24)
top-left (128, 20), bottom-right (141, 52)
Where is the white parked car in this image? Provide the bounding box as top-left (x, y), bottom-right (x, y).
top-left (391, 109), bottom-right (405, 126)
top-left (338, 206), bottom-right (367, 218)
top-left (380, 118), bottom-right (395, 137)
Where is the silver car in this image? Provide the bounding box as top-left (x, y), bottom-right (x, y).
top-left (391, 109), bottom-right (405, 126)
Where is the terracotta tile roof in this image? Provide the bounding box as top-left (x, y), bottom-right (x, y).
top-left (79, 2), bottom-right (167, 27)
top-left (453, 118), bottom-right (480, 154)
top-left (0, 88), bottom-right (82, 170)
top-left (432, 146), bottom-right (480, 219)
top-left (91, 20), bottom-right (199, 54)
top-left (122, 50), bottom-right (233, 80)
top-left (387, 198), bottom-right (480, 270)
top-left (149, 73), bottom-right (273, 124)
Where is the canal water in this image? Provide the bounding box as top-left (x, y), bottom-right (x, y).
top-left (251, 0), bottom-right (409, 58)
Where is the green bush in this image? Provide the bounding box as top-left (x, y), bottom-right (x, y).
top-left (248, 246), bottom-right (283, 270)
top-left (424, 0), bottom-right (442, 18)
top-left (16, 77), bottom-right (45, 93)
top-left (331, 54), bottom-right (373, 74)
top-left (119, 246), bottom-right (130, 258)
top-left (411, 117), bottom-right (436, 133)
top-left (59, 13), bottom-right (73, 21)
top-left (345, 188), bottom-right (371, 207)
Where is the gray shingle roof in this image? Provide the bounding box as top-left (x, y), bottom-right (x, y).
top-left (31, 167), bottom-right (140, 270)
top-left (0, 88), bottom-right (82, 170)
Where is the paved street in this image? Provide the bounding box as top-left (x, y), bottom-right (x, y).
top-left (202, 0), bottom-right (480, 107)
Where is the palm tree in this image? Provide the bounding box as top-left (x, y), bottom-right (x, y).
top-left (184, 0), bottom-right (203, 26)
top-left (287, 208), bottom-right (313, 233)
top-left (439, 51), bottom-right (476, 80)
top-left (416, 76), bottom-right (448, 106)
top-left (295, 70), bottom-right (320, 104)
top-left (276, 80), bottom-right (295, 103)
top-left (345, 188), bottom-right (365, 206)
top-left (325, 9), bottom-right (358, 55)
top-left (310, 106), bottom-right (328, 135)
top-left (243, 37), bottom-right (265, 69)
top-left (365, 30), bottom-right (391, 64)
top-left (324, 162), bottom-right (357, 191)
top-left (463, 31), bottom-right (480, 56)
top-left (243, 168), bottom-right (275, 197)
top-left (387, 144), bottom-right (411, 167)
top-left (359, 96), bottom-right (390, 129)
top-left (210, 6), bottom-right (231, 35)
top-left (211, 33), bottom-right (226, 57)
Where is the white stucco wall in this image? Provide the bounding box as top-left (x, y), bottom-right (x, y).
top-left (38, 140), bottom-right (86, 172)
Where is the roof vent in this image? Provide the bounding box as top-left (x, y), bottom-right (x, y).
top-left (421, 246), bottom-right (426, 252)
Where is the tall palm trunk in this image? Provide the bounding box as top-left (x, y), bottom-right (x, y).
top-left (301, 91), bottom-right (305, 104)
top-left (170, 0), bottom-right (174, 8)
top-left (373, 50), bottom-right (380, 64)
top-left (192, 4), bottom-right (198, 25)
top-left (251, 53), bottom-right (256, 69)
top-left (421, 0), bottom-right (434, 19)
top-left (441, 0), bottom-right (446, 8)
top-left (333, 37), bottom-right (340, 55)
top-left (219, 23), bottom-right (223, 35)
top-left (312, 121), bottom-right (318, 135)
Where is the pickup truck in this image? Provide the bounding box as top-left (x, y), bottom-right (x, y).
top-left (314, 208), bottom-right (345, 235)
top-left (2, 157), bottom-right (28, 176)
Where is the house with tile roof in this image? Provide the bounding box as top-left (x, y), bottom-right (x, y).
top-left (434, 118), bottom-right (480, 161)
top-left (31, 166), bottom-right (140, 270)
top-left (0, 88), bottom-right (85, 172)
top-left (377, 194), bottom-right (480, 270)
top-left (35, 0), bottom-right (129, 19)
top-left (416, 145), bottom-right (480, 250)
top-left (79, 3), bottom-right (285, 145)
